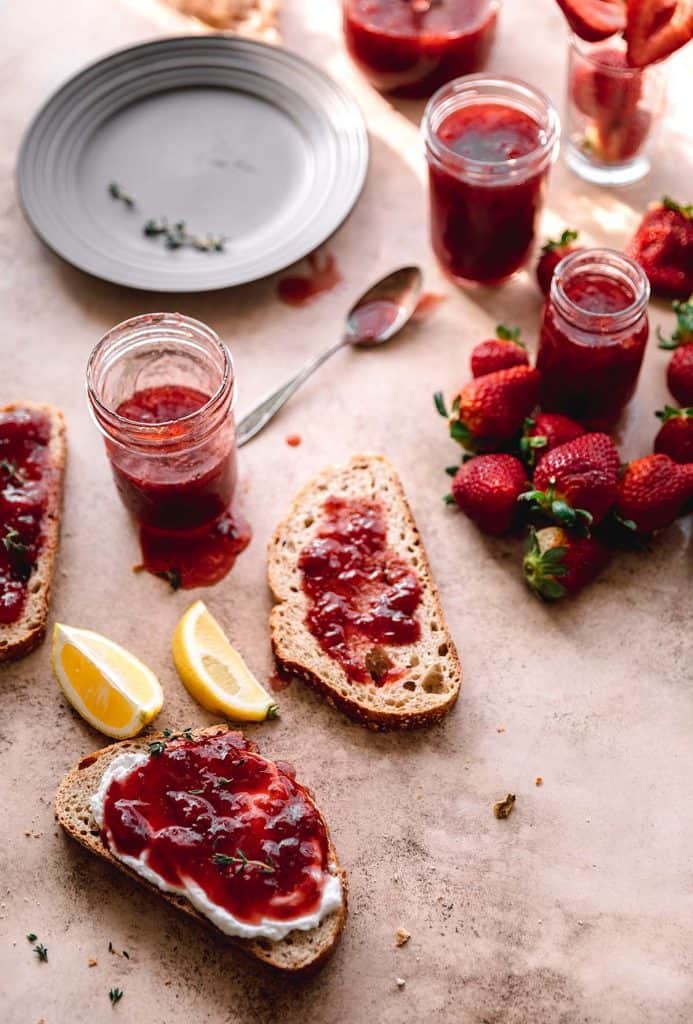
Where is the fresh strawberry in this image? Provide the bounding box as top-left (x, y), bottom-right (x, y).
top-left (654, 405), bottom-right (693, 463)
top-left (588, 106), bottom-right (651, 162)
top-left (519, 432), bottom-right (620, 529)
top-left (434, 366), bottom-right (541, 452)
top-left (555, 0), bottom-right (627, 41)
top-left (448, 455), bottom-right (528, 535)
top-left (658, 300), bottom-right (693, 404)
top-left (523, 526), bottom-right (610, 600)
top-left (536, 230), bottom-right (581, 296)
top-left (627, 198), bottom-right (693, 300)
top-left (520, 413), bottom-right (586, 467)
top-left (625, 0), bottom-right (693, 67)
top-left (614, 453), bottom-right (693, 532)
top-left (667, 345), bottom-right (693, 405)
top-left (470, 326), bottom-right (528, 378)
top-left (571, 47), bottom-right (642, 119)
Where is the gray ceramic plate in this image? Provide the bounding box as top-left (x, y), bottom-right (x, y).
top-left (17, 36), bottom-right (369, 292)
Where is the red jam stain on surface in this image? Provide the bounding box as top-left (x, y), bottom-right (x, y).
top-left (102, 731), bottom-right (332, 925)
top-left (429, 102), bottom-right (547, 284)
top-left (298, 497), bottom-right (421, 685)
top-left (537, 272), bottom-right (648, 426)
top-left (269, 670), bottom-right (294, 692)
top-left (343, 0), bottom-right (498, 98)
top-left (285, 434), bottom-right (302, 448)
top-left (277, 251), bottom-right (342, 307)
top-left (0, 410), bottom-right (54, 624)
top-left (412, 291), bottom-right (446, 322)
top-left (113, 385), bottom-right (250, 589)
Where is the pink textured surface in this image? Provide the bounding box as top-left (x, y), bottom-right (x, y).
top-left (1, 1), bottom-right (692, 1022)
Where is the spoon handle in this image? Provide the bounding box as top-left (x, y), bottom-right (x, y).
top-left (237, 336), bottom-right (348, 447)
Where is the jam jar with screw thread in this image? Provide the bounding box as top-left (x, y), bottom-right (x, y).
top-left (537, 249), bottom-right (650, 427)
top-left (86, 312), bottom-right (250, 588)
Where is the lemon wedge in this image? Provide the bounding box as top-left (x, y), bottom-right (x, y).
top-left (172, 600), bottom-right (278, 722)
top-left (52, 624), bottom-right (164, 739)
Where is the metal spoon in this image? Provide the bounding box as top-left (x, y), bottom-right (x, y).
top-left (236, 265), bottom-right (424, 447)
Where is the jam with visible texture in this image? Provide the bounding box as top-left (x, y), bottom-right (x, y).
top-left (428, 102), bottom-right (549, 284)
top-left (110, 385), bottom-right (250, 587)
top-left (298, 497), bottom-right (421, 685)
top-left (343, 0), bottom-right (498, 98)
top-left (537, 270), bottom-right (649, 426)
top-left (0, 410), bottom-right (55, 624)
top-left (102, 731), bottom-right (333, 926)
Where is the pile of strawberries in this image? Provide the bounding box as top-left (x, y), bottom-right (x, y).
top-left (435, 322), bottom-right (693, 601)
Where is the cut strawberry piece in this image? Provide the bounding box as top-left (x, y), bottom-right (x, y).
top-left (590, 106), bottom-right (651, 161)
top-left (625, 0), bottom-right (693, 67)
top-left (556, 0), bottom-right (627, 41)
top-left (571, 47), bottom-right (642, 118)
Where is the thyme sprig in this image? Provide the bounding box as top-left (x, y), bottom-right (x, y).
top-left (33, 942), bottom-right (48, 962)
top-left (3, 526), bottom-right (28, 557)
top-left (143, 218), bottom-right (226, 252)
top-left (108, 182), bottom-right (135, 208)
top-left (0, 459), bottom-right (23, 483)
top-left (109, 987), bottom-right (124, 1005)
top-left (213, 849), bottom-right (275, 875)
top-left (148, 727), bottom-right (194, 757)
top-left (155, 568), bottom-right (181, 591)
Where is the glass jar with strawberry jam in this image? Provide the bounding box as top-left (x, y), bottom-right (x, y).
top-left (87, 313), bottom-right (250, 588)
top-left (423, 75), bottom-right (560, 285)
top-left (537, 249), bottom-right (650, 427)
top-left (342, 0), bottom-right (499, 98)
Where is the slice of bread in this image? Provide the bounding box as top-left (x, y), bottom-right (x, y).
top-left (268, 454), bottom-right (462, 730)
top-left (55, 724), bottom-right (347, 974)
top-left (0, 401), bottom-right (66, 662)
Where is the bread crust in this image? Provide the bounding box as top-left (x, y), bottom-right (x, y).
top-left (0, 401), bottom-right (66, 662)
top-left (55, 724), bottom-right (347, 974)
top-left (268, 454), bottom-right (462, 731)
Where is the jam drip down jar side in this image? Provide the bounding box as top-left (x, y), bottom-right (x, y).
top-left (536, 249), bottom-right (650, 427)
top-left (422, 74), bottom-right (560, 285)
top-left (87, 313), bottom-right (250, 588)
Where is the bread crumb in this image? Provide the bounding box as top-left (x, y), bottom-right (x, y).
top-left (395, 977), bottom-right (406, 989)
top-left (493, 793), bottom-right (516, 819)
top-left (535, 776), bottom-right (543, 786)
top-left (88, 958), bottom-right (98, 967)
top-left (285, 434), bottom-right (302, 447)
top-left (496, 726), bottom-right (506, 733)
top-left (395, 928), bottom-right (411, 947)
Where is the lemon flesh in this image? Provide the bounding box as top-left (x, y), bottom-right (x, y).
top-left (52, 624), bottom-right (163, 739)
top-left (172, 600), bottom-right (276, 722)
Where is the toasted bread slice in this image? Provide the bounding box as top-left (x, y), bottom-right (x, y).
top-left (0, 402), bottom-right (66, 662)
top-left (268, 454), bottom-right (461, 730)
top-left (55, 724), bottom-right (347, 974)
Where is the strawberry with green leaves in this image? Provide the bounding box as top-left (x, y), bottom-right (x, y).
top-left (519, 432), bottom-right (620, 530)
top-left (434, 366), bottom-right (541, 453)
top-left (448, 455), bottom-right (528, 535)
top-left (627, 199), bottom-right (693, 300)
top-left (654, 406), bottom-right (693, 463)
top-left (523, 526), bottom-right (610, 600)
top-left (520, 413), bottom-right (586, 468)
top-left (470, 326), bottom-right (528, 378)
top-left (614, 453), bottom-right (693, 533)
top-left (536, 229), bottom-right (581, 297)
top-left (658, 300), bottom-right (693, 405)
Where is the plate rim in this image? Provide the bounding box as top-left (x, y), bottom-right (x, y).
top-left (16, 34), bottom-right (370, 293)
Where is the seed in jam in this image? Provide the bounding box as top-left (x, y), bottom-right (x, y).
top-left (101, 731), bottom-right (334, 926)
top-left (298, 496), bottom-right (421, 685)
top-left (0, 410), bottom-right (55, 624)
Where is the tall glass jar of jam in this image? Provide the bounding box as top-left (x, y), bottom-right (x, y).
top-left (423, 75), bottom-right (560, 285)
top-left (537, 249), bottom-right (650, 427)
top-left (87, 313), bottom-right (249, 588)
top-left (343, 0), bottom-right (500, 98)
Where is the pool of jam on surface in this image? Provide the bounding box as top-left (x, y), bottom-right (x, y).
top-left (429, 102), bottom-right (548, 284)
top-left (277, 251), bottom-right (342, 307)
top-left (102, 731), bottom-right (333, 925)
top-left (112, 385), bottom-right (250, 588)
top-left (537, 273), bottom-right (648, 426)
top-left (0, 410), bottom-right (55, 624)
top-left (343, 0), bottom-right (498, 98)
top-left (298, 496), bottom-right (421, 685)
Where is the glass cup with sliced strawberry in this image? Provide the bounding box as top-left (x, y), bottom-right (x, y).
top-left (555, 0), bottom-right (693, 185)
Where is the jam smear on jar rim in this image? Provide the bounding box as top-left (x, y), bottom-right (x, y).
top-left (0, 409), bottom-right (55, 624)
top-left (343, 0), bottom-right (498, 98)
top-left (298, 496), bottom-right (422, 685)
top-left (101, 730), bottom-right (334, 926)
top-left (112, 385), bottom-right (250, 589)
